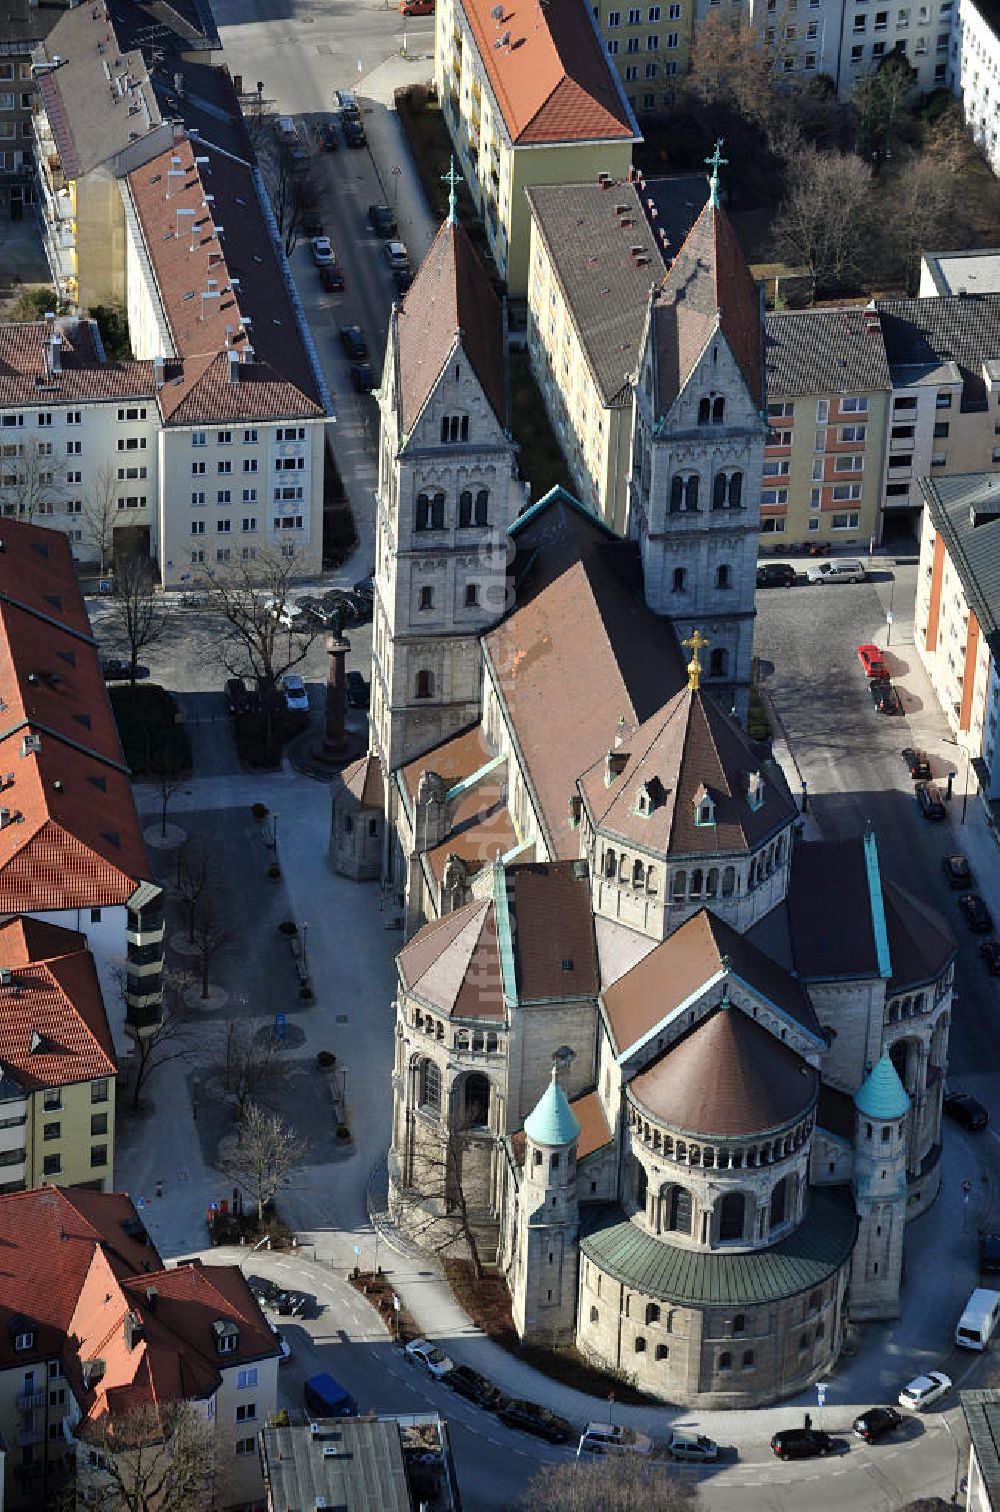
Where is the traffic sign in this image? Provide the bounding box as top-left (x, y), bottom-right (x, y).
top-left (274, 1011), bottom-right (286, 1042)
top-left (816, 1382), bottom-right (828, 1406)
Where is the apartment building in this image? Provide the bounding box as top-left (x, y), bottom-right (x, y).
top-left (762, 307), bottom-right (891, 546)
top-left (950, 0), bottom-right (1000, 175)
top-left (434, 0), bottom-right (639, 291)
top-left (0, 1185), bottom-right (279, 1509)
top-left (835, 0), bottom-right (954, 96)
top-left (877, 293), bottom-right (1000, 535)
top-left (692, 0), bottom-right (844, 84)
top-left (590, 0), bottom-right (695, 114)
top-left (0, 917), bottom-right (117, 1196)
top-left (916, 473), bottom-right (1000, 806)
top-left (526, 172), bottom-right (706, 531)
top-left (0, 519), bottom-right (163, 1048)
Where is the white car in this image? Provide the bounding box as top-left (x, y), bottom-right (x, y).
top-left (268, 597), bottom-right (307, 630)
top-left (283, 675), bottom-right (309, 712)
top-left (383, 239), bottom-right (410, 271)
top-left (405, 1338), bottom-right (454, 1379)
top-left (311, 236), bottom-right (335, 267)
top-left (577, 1422), bottom-right (652, 1457)
top-left (898, 1371), bottom-right (951, 1411)
top-left (667, 1431), bottom-right (719, 1463)
top-left (804, 558), bottom-right (867, 585)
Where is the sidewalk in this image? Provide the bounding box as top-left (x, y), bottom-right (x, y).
top-left (359, 55), bottom-right (439, 272)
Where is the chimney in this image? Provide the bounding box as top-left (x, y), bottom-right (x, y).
top-left (173, 71), bottom-right (184, 96)
top-left (153, 354), bottom-right (165, 388)
top-left (227, 350), bottom-right (239, 384)
top-left (145, 1285), bottom-right (159, 1309)
top-left (123, 1311), bottom-right (143, 1351)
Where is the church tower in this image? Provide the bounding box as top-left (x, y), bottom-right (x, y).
top-left (371, 182), bottom-right (525, 789)
top-left (512, 1064), bottom-right (581, 1346)
top-left (630, 146), bottom-right (767, 721)
top-left (850, 1055), bottom-right (910, 1320)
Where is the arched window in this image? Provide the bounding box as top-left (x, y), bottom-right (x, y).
top-left (635, 1336), bottom-right (647, 1353)
top-left (721, 865), bottom-right (736, 897)
top-left (465, 583), bottom-right (478, 607)
top-left (441, 417), bottom-right (449, 443)
top-left (604, 850), bottom-right (616, 879)
top-left (475, 488), bottom-right (489, 525)
top-left (655, 1343), bottom-right (669, 1361)
top-left (672, 567), bottom-right (686, 593)
top-left (713, 473), bottom-right (727, 510)
top-left (709, 648), bottom-right (728, 678)
top-left (712, 396), bottom-right (725, 423)
top-left (461, 415), bottom-right (469, 441)
top-left (463, 1072), bottom-right (490, 1128)
top-left (664, 1185), bottom-right (693, 1235)
top-left (742, 1349), bottom-right (755, 1369)
top-left (718, 1351), bottom-right (732, 1371)
top-left (685, 475), bottom-right (699, 511)
top-left (670, 476), bottom-right (684, 513)
top-left (672, 870), bottom-right (686, 900)
top-left (590, 1305), bottom-right (599, 1323)
top-left (432, 491), bottom-right (445, 529)
top-left (728, 471), bottom-right (743, 507)
top-left (706, 867), bottom-right (719, 897)
top-left (632, 859), bottom-right (645, 888)
top-left (459, 489), bottom-right (473, 527)
top-left (415, 669), bottom-right (434, 699)
top-left (645, 1302), bottom-right (660, 1325)
top-left (719, 1191), bottom-right (746, 1242)
top-left (690, 868), bottom-right (703, 897)
top-left (634, 1161), bottom-right (647, 1208)
top-left (733, 1313), bottom-right (746, 1335)
top-left (769, 1177), bottom-right (787, 1228)
top-left (415, 492), bottom-right (430, 531)
top-left (698, 397), bottom-right (711, 425)
top-left (717, 564), bottom-right (731, 589)
top-left (419, 1060), bottom-right (441, 1112)
top-left (419, 585), bottom-right (434, 610)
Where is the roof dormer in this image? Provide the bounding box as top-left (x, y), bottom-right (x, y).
top-left (212, 1318), bottom-right (238, 1356)
top-left (633, 777), bottom-right (666, 817)
top-left (604, 750), bottom-right (628, 787)
top-left (692, 783), bottom-right (715, 827)
top-left (746, 770), bottom-right (764, 812)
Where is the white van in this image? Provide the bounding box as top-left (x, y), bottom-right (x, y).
top-left (955, 1287), bottom-right (1000, 1349)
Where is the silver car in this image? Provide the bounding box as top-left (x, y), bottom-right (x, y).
top-left (667, 1431), bottom-right (719, 1462)
top-left (805, 558), bottom-right (867, 584)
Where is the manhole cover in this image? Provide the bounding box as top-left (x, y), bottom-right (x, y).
top-left (336, 1014), bottom-right (349, 1024)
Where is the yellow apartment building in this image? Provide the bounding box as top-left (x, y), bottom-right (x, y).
top-left (590, 0), bottom-right (695, 115)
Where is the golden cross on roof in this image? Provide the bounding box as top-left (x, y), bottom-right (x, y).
top-left (682, 629), bottom-right (710, 691)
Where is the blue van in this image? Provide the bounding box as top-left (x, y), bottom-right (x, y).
top-left (304, 1372), bottom-right (358, 1419)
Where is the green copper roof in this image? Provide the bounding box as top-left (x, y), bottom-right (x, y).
top-left (854, 1055), bottom-right (910, 1121)
top-left (524, 1066), bottom-right (581, 1147)
top-left (579, 1186), bottom-right (857, 1307)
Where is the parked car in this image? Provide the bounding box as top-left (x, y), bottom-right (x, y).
top-left (310, 589), bottom-right (363, 627)
top-left (400, 0), bottom-right (435, 12)
top-left (383, 239), bottom-right (410, 271)
top-left (943, 1091), bottom-right (989, 1131)
top-left (756, 561), bottom-right (797, 588)
top-left (316, 122), bottom-right (339, 151)
top-left (901, 747), bottom-right (931, 779)
top-left (858, 643), bottom-right (890, 678)
top-left (959, 893), bottom-right (994, 934)
top-left (311, 236), bottom-right (335, 267)
top-left (577, 1423), bottom-right (652, 1457)
top-left (342, 116), bottom-right (366, 147)
top-left (368, 202), bottom-right (397, 237)
top-left (353, 573), bottom-right (375, 599)
top-left (405, 1338), bottom-right (455, 1378)
top-left (245, 1274), bottom-right (280, 1308)
top-left (393, 266), bottom-right (415, 295)
top-left (224, 677), bottom-right (251, 716)
top-left (274, 1289), bottom-right (308, 1317)
top-left (283, 675), bottom-right (309, 713)
top-left (770, 1428), bottom-right (836, 1459)
top-left (980, 1230), bottom-right (1000, 1275)
top-left (340, 324), bottom-right (368, 360)
top-left (852, 1406), bottom-right (903, 1442)
top-left (870, 680), bottom-right (904, 716)
top-left (300, 209), bottom-right (323, 238)
top-left (346, 670), bottom-right (370, 709)
top-left (915, 781), bottom-right (947, 821)
top-left (942, 853), bottom-right (973, 888)
top-left (898, 1371), bottom-right (951, 1411)
top-left (350, 361), bottom-right (375, 393)
top-left (319, 262), bottom-right (345, 292)
top-left (444, 1364), bottom-right (504, 1410)
top-left (101, 657), bottom-right (128, 680)
top-left (334, 89), bottom-right (361, 118)
top-left (285, 144), bottom-right (310, 174)
top-left (496, 1398), bottom-right (571, 1444)
top-left (667, 1432), bottom-right (719, 1463)
top-left (271, 598), bottom-right (307, 630)
top-left (304, 1372), bottom-right (357, 1418)
top-left (274, 115), bottom-right (298, 143)
top-left (981, 940), bottom-right (1000, 976)
top-left (805, 558), bottom-right (867, 584)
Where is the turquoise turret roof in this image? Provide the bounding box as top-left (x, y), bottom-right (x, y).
top-left (854, 1055), bottom-right (910, 1121)
top-left (524, 1066), bottom-right (581, 1147)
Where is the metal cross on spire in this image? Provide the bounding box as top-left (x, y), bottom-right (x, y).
top-left (705, 138), bottom-right (728, 208)
top-left (442, 156), bottom-right (463, 224)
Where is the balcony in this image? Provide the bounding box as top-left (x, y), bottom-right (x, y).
top-left (16, 1426), bottom-right (43, 1448)
top-left (16, 1391), bottom-right (45, 1411)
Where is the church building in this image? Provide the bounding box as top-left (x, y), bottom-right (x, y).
top-left (330, 170), bottom-right (956, 1407)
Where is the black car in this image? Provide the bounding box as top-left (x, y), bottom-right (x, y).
top-left (285, 144), bottom-right (310, 174)
top-left (224, 677), bottom-right (251, 716)
top-left (274, 1289), bottom-right (308, 1317)
top-left (320, 263), bottom-right (346, 292)
top-left (353, 573), bottom-right (375, 600)
top-left (852, 1406), bottom-right (903, 1443)
top-left (943, 853), bottom-right (973, 888)
top-left (317, 589), bottom-right (364, 626)
top-left (756, 562), bottom-right (796, 588)
top-left (901, 747), bottom-right (931, 780)
top-left (101, 657), bottom-right (128, 681)
top-left (870, 680), bottom-right (904, 716)
top-left (351, 361), bottom-right (375, 393)
top-left (245, 1274), bottom-right (280, 1308)
top-left (959, 893), bottom-right (994, 934)
top-left (317, 122), bottom-right (339, 151)
top-left (770, 1428), bottom-right (835, 1460)
top-left (981, 940), bottom-right (1000, 976)
top-left (342, 116), bottom-right (366, 147)
top-left (340, 324), bottom-right (368, 360)
top-left (915, 781), bottom-right (946, 821)
top-left (346, 670), bottom-right (370, 709)
top-left (944, 1090), bottom-right (989, 1131)
top-left (368, 202), bottom-right (397, 237)
top-left (445, 1365), bottom-right (505, 1410)
top-left (980, 1230), bottom-right (1000, 1274)
top-left (300, 209), bottom-right (323, 238)
top-left (393, 266), bottom-right (414, 295)
top-left (496, 1399), bottom-right (571, 1444)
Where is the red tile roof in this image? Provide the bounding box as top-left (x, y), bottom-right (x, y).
top-left (0, 915), bottom-right (116, 1088)
top-left (0, 318), bottom-right (155, 408)
top-left (397, 896), bottom-right (506, 1020)
top-left (335, 753), bottom-right (385, 811)
top-left (396, 218), bottom-right (505, 434)
top-left (127, 138), bottom-right (326, 423)
top-left (459, 0), bottom-right (635, 145)
top-left (653, 200), bottom-right (764, 414)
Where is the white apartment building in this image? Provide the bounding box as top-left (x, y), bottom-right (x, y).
top-left (692, 0), bottom-right (844, 83)
top-left (950, 0), bottom-right (1000, 173)
top-left (836, 0), bottom-right (953, 96)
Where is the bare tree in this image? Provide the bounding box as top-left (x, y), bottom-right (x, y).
top-left (127, 1009), bottom-right (189, 1114)
top-left (853, 47), bottom-right (918, 161)
top-left (0, 437), bottom-right (65, 523)
top-left (177, 843), bottom-right (211, 946)
top-left (240, 82), bottom-right (271, 154)
top-left (222, 1018), bottom-right (280, 1115)
top-left (263, 149), bottom-right (314, 257)
top-left (81, 462), bottom-right (118, 575)
top-left (200, 548), bottom-right (319, 750)
top-left (224, 1101), bottom-right (306, 1223)
top-left (886, 153), bottom-right (957, 293)
top-left (774, 146), bottom-right (873, 290)
top-left (685, 11), bottom-right (785, 133)
top-left (107, 554), bottom-right (166, 686)
top-left (78, 1400), bottom-right (216, 1512)
top-left (393, 1124), bottom-right (488, 1280)
top-left (143, 731), bottom-right (188, 838)
top-left (523, 1456), bottom-right (700, 1511)
top-left (191, 888), bottom-right (230, 999)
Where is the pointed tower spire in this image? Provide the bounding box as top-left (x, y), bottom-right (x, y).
top-left (442, 157), bottom-right (463, 225)
top-left (705, 138), bottom-right (728, 208)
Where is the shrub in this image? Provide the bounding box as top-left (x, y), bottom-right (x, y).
top-left (251, 802), bottom-right (269, 819)
top-left (7, 286), bottom-right (59, 321)
top-left (317, 1050), bottom-right (336, 1069)
top-left (267, 864), bottom-right (281, 880)
top-left (269, 1409), bottom-right (290, 1428)
top-left (278, 920), bottom-right (298, 936)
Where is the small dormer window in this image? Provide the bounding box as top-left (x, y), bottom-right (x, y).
top-left (213, 1318), bottom-right (239, 1356)
top-left (693, 784), bottom-right (715, 827)
top-left (747, 771), bottom-right (765, 812)
top-left (15, 1330), bottom-right (33, 1352)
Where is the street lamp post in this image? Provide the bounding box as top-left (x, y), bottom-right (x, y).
top-left (271, 813), bottom-right (279, 853)
top-left (943, 739), bottom-right (971, 825)
top-left (301, 921), bottom-right (308, 977)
